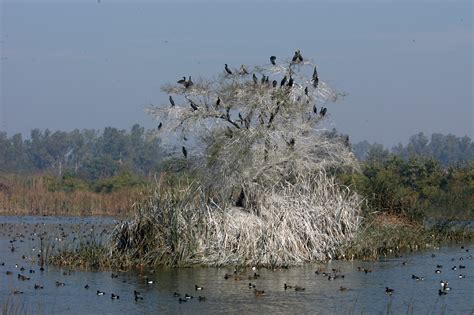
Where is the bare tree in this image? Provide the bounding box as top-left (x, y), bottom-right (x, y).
top-left (111, 51), bottom-right (362, 267)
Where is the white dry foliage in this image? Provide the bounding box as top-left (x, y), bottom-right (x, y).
top-left (112, 51), bottom-right (363, 266)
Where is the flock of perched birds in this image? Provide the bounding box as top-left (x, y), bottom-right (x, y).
top-left (163, 51), bottom-right (327, 160)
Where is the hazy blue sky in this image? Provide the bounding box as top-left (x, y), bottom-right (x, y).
top-left (1, 0), bottom-right (472, 146)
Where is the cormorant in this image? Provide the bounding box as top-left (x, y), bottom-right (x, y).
top-left (177, 77), bottom-right (186, 85)
top-left (292, 50), bottom-right (303, 63)
top-left (182, 146), bottom-right (187, 159)
top-left (320, 107), bottom-right (327, 117)
top-left (312, 66), bottom-right (319, 88)
top-left (272, 80), bottom-right (277, 87)
top-left (169, 95), bottom-right (175, 107)
top-left (253, 74), bottom-right (258, 84)
top-left (225, 64), bottom-right (233, 75)
top-left (158, 122), bottom-right (162, 130)
top-left (313, 104), bottom-right (317, 114)
top-left (270, 56), bottom-right (276, 65)
top-left (185, 76), bottom-right (194, 88)
top-left (188, 98), bottom-right (199, 111)
top-left (261, 74), bottom-right (266, 84)
top-left (280, 75), bottom-right (287, 87)
top-left (288, 76), bottom-right (293, 87)
top-left (304, 86), bottom-right (309, 95)
top-left (216, 97), bottom-right (221, 107)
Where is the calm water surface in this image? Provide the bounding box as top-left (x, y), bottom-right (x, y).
top-left (1, 216), bottom-right (473, 314)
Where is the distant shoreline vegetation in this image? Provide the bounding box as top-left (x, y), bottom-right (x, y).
top-left (1, 128), bottom-right (473, 267)
top-left (0, 127), bottom-right (472, 219)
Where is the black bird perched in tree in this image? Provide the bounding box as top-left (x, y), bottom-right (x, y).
top-left (253, 74), bottom-right (258, 84)
top-left (305, 86), bottom-right (309, 95)
top-left (188, 98), bottom-right (199, 111)
top-left (169, 95), bottom-right (175, 107)
top-left (270, 56), bottom-right (276, 65)
top-left (239, 65), bottom-right (249, 75)
top-left (261, 74), bottom-right (266, 84)
top-left (177, 77), bottom-right (186, 85)
top-left (216, 97), bottom-right (221, 108)
top-left (225, 64), bottom-right (233, 75)
top-left (182, 147), bottom-right (187, 159)
top-left (287, 76), bottom-right (294, 87)
top-left (272, 80), bottom-right (277, 88)
top-left (312, 66), bottom-right (319, 88)
top-left (184, 76), bottom-right (194, 88)
top-left (280, 75), bottom-right (287, 87)
top-left (313, 104), bottom-right (317, 114)
top-left (158, 122), bottom-right (162, 130)
top-left (320, 107), bottom-right (327, 117)
top-left (292, 49), bottom-right (303, 63)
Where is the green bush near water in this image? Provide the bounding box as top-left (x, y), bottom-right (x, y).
top-left (338, 156), bottom-right (474, 221)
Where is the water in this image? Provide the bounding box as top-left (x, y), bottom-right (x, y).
top-left (1, 216), bottom-right (473, 314)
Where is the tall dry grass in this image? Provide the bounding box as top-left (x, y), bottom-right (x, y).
top-left (0, 174), bottom-right (145, 217)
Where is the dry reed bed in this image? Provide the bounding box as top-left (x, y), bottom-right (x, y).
top-left (107, 171), bottom-right (362, 268)
top-left (0, 175), bottom-right (143, 216)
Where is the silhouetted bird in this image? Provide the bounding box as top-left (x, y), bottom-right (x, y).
top-left (272, 80), bottom-right (277, 88)
top-left (216, 97), bottom-right (221, 107)
top-left (270, 56), bottom-right (276, 65)
top-left (182, 146), bottom-right (187, 159)
top-left (177, 77), bottom-right (186, 85)
top-left (169, 96), bottom-right (175, 107)
top-left (320, 107), bottom-right (327, 117)
top-left (188, 99), bottom-right (199, 111)
top-left (184, 76), bottom-right (193, 88)
top-left (288, 76), bottom-right (293, 87)
top-left (158, 122), bottom-right (162, 130)
top-left (225, 64), bottom-right (233, 75)
top-left (253, 74), bottom-right (258, 84)
top-left (312, 66), bottom-right (319, 88)
top-left (280, 75), bottom-right (287, 87)
top-left (292, 49), bottom-right (303, 63)
top-left (385, 287), bottom-right (394, 295)
top-left (261, 74), bottom-right (266, 84)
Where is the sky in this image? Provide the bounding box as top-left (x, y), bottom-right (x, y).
top-left (0, 0), bottom-right (472, 146)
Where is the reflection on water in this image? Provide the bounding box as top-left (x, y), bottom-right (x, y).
top-left (1, 216), bottom-right (473, 314)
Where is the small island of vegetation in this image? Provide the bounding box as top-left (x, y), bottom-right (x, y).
top-left (1, 51), bottom-right (472, 269)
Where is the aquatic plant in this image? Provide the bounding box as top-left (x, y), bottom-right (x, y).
top-left (105, 51), bottom-right (363, 267)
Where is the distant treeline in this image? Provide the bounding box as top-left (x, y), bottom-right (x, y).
top-left (1, 127), bottom-right (472, 182)
top-left (0, 124), bottom-right (163, 180)
top-left (353, 132), bottom-right (473, 166)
